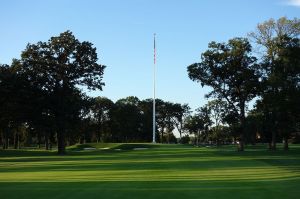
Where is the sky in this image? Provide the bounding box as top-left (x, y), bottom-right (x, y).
top-left (0, 0), bottom-right (300, 111)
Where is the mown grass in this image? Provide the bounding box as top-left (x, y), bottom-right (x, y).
top-left (0, 144), bottom-right (300, 199)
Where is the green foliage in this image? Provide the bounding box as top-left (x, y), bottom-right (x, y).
top-left (187, 38), bottom-right (261, 150)
top-left (249, 17), bottom-right (300, 150)
top-left (187, 38), bottom-right (260, 109)
top-left (15, 31), bottom-right (106, 154)
top-left (248, 17), bottom-right (300, 61)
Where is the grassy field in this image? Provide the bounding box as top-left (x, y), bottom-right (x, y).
top-left (0, 144), bottom-right (300, 199)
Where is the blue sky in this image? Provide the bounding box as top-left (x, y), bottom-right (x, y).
top-left (1, 0), bottom-right (300, 111)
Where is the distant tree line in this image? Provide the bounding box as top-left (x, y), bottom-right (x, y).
top-left (0, 31), bottom-right (190, 154)
top-left (0, 17), bottom-right (299, 153)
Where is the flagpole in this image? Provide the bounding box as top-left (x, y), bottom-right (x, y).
top-left (152, 33), bottom-right (156, 143)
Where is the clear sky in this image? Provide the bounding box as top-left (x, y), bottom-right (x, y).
top-left (1, 0), bottom-right (300, 111)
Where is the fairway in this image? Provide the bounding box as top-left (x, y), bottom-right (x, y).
top-left (0, 144), bottom-right (300, 199)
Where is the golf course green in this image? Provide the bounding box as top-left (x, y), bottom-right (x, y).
top-left (0, 144), bottom-right (299, 199)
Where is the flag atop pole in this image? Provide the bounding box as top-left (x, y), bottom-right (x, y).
top-left (152, 33), bottom-right (156, 143)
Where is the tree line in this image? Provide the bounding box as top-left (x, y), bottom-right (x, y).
top-left (0, 17), bottom-right (300, 154)
top-left (188, 17), bottom-right (300, 151)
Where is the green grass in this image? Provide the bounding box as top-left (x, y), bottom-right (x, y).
top-left (0, 144), bottom-right (300, 199)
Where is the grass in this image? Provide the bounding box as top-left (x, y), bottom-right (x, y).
top-left (0, 144), bottom-right (300, 199)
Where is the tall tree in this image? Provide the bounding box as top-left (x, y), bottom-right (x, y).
top-left (0, 64), bottom-right (33, 149)
top-left (249, 17), bottom-right (300, 150)
top-left (188, 38), bottom-right (260, 151)
top-left (17, 31), bottom-right (105, 154)
top-left (269, 36), bottom-right (300, 150)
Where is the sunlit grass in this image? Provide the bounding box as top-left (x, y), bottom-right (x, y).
top-left (0, 144), bottom-right (300, 199)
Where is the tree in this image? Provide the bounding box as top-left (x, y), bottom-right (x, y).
top-left (90, 97), bottom-right (114, 142)
top-left (195, 105), bottom-right (212, 144)
top-left (248, 17), bottom-right (300, 61)
top-left (17, 31), bottom-right (105, 154)
top-left (184, 115), bottom-right (204, 146)
top-left (171, 103), bottom-right (191, 142)
top-left (114, 96), bottom-right (142, 142)
top-left (268, 36), bottom-right (300, 150)
top-left (249, 17), bottom-right (300, 150)
top-left (205, 99), bottom-right (228, 145)
top-left (244, 110), bottom-right (264, 145)
top-left (188, 38), bottom-right (260, 151)
top-left (139, 99), bottom-right (155, 142)
top-left (156, 99), bottom-right (168, 143)
top-left (156, 100), bottom-right (182, 143)
top-left (0, 64), bottom-right (34, 149)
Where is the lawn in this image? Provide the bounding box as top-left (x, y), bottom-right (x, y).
top-left (0, 144), bottom-right (300, 199)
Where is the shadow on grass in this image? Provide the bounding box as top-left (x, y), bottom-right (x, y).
top-left (1, 146), bottom-right (299, 174)
top-left (0, 179), bottom-right (300, 199)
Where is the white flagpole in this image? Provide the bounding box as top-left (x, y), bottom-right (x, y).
top-left (152, 33), bottom-right (156, 143)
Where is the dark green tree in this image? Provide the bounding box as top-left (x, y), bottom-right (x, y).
top-left (139, 99), bottom-right (156, 142)
top-left (249, 17), bottom-right (300, 150)
top-left (244, 110), bottom-right (264, 145)
top-left (265, 36), bottom-right (300, 150)
top-left (0, 64), bottom-right (34, 149)
top-left (184, 115), bottom-right (204, 146)
top-left (156, 100), bottom-right (182, 143)
top-left (17, 31), bottom-right (105, 154)
top-left (90, 97), bottom-right (115, 142)
top-left (156, 99), bottom-right (168, 143)
top-left (188, 38), bottom-right (261, 151)
top-left (114, 96), bottom-right (142, 142)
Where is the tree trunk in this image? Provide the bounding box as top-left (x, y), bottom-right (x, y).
top-left (238, 103), bottom-right (246, 152)
top-left (49, 140), bottom-right (52, 151)
top-left (283, 136), bottom-right (289, 151)
top-left (179, 122), bottom-right (182, 144)
top-left (179, 131), bottom-right (182, 144)
top-left (45, 133), bottom-right (49, 150)
top-left (6, 138), bottom-right (9, 149)
top-left (14, 132), bottom-right (20, 149)
top-left (238, 133), bottom-right (245, 151)
top-left (271, 130), bottom-right (277, 150)
top-left (197, 131), bottom-right (200, 147)
top-left (2, 134), bottom-right (6, 149)
top-left (57, 128), bottom-right (66, 155)
top-left (37, 131), bottom-right (42, 149)
top-left (167, 131), bottom-right (170, 144)
top-left (56, 85), bottom-right (67, 155)
top-left (0, 132), bottom-right (3, 149)
top-left (160, 128), bottom-right (164, 143)
top-left (268, 142), bottom-right (272, 150)
top-left (3, 129), bottom-right (9, 149)
top-left (14, 132), bottom-right (17, 149)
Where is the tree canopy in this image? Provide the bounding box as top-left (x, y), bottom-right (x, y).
top-left (188, 38), bottom-right (261, 151)
top-left (15, 31), bottom-right (106, 154)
